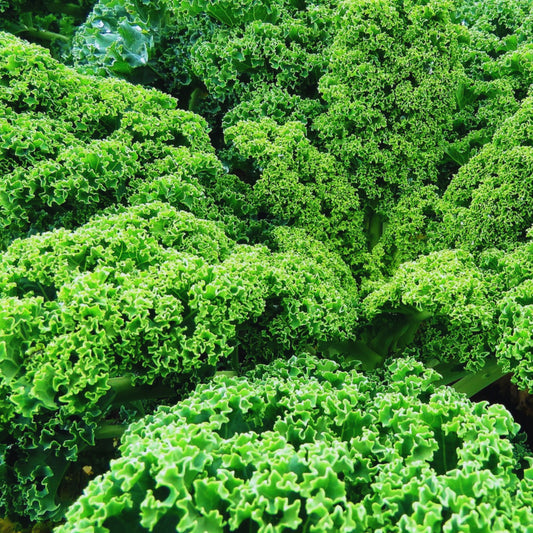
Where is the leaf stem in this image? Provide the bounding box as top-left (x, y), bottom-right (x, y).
top-left (451, 359), bottom-right (507, 398)
top-left (108, 376), bottom-right (176, 404)
top-left (19, 28), bottom-right (69, 43)
top-left (95, 424), bottom-right (128, 440)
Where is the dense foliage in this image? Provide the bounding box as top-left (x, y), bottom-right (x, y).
top-left (57, 356), bottom-right (533, 532)
top-left (0, 200), bottom-right (356, 520)
top-left (0, 31), bottom-right (261, 248)
top-left (1, 0), bottom-right (533, 529)
top-left (71, 0), bottom-right (533, 274)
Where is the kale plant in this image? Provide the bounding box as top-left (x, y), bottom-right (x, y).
top-left (57, 355), bottom-right (533, 532)
top-left (0, 31), bottom-right (251, 247)
top-left (0, 0), bottom-right (533, 528)
top-left (0, 200), bottom-right (357, 521)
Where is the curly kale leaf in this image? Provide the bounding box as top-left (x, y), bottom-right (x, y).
top-left (438, 96), bottom-right (533, 252)
top-left (57, 355), bottom-right (533, 532)
top-left (0, 203), bottom-right (357, 522)
top-left (0, 32), bottom-right (255, 246)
